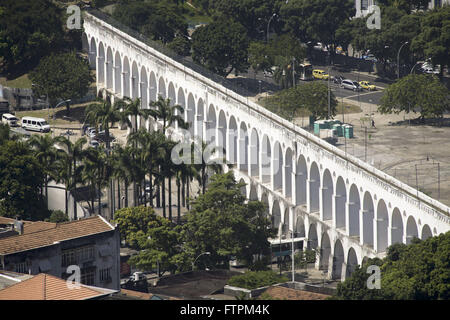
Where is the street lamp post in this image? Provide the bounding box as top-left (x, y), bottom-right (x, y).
top-left (266, 13), bottom-right (277, 43)
top-left (192, 252), bottom-right (211, 271)
top-left (410, 62), bottom-right (421, 74)
top-left (397, 41), bottom-right (409, 79)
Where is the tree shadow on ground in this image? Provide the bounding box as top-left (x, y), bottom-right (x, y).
top-left (389, 116), bottom-right (450, 127)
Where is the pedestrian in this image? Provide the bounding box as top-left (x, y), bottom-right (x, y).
top-left (371, 119), bottom-right (376, 128)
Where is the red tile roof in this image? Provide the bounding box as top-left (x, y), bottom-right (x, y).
top-left (0, 273), bottom-right (115, 300)
top-left (0, 215), bottom-right (115, 256)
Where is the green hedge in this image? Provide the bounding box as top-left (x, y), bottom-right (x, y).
top-left (228, 271), bottom-right (288, 290)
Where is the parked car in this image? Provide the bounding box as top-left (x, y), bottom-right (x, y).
top-left (341, 79), bottom-right (362, 91)
top-left (88, 129), bottom-right (97, 139)
top-left (313, 69), bottom-right (330, 80)
top-left (362, 54), bottom-right (377, 62)
top-left (359, 81), bottom-right (376, 91)
top-left (89, 140), bottom-right (99, 148)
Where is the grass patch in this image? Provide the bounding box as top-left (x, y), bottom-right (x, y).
top-left (0, 74), bottom-right (32, 89)
top-left (15, 103), bottom-right (90, 127)
top-left (336, 102), bottom-right (362, 115)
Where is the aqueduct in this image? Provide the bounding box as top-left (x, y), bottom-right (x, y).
top-left (82, 10), bottom-right (450, 280)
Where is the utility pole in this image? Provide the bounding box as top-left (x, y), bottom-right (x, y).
top-left (292, 57), bottom-right (296, 88)
top-left (438, 163), bottom-right (440, 200)
top-left (364, 126), bottom-right (367, 162)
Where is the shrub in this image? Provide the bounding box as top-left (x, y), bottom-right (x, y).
top-left (228, 270), bottom-right (288, 290)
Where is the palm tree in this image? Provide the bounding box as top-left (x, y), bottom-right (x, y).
top-left (193, 139), bottom-right (224, 194)
top-left (160, 139), bottom-right (177, 220)
top-left (85, 94), bottom-right (122, 150)
top-left (82, 145), bottom-right (111, 216)
top-left (175, 162), bottom-right (198, 222)
top-left (28, 134), bottom-right (58, 203)
top-left (116, 97), bottom-right (151, 134)
top-left (148, 95), bottom-right (188, 134)
top-left (54, 136), bottom-right (87, 219)
top-left (111, 145), bottom-right (134, 208)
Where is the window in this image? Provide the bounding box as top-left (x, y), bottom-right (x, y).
top-left (361, 0), bottom-right (369, 10)
top-left (99, 267), bottom-right (112, 282)
top-left (81, 267), bottom-right (96, 286)
top-left (32, 121), bottom-right (36, 125)
top-left (61, 246), bottom-right (95, 267)
top-left (15, 261), bottom-right (29, 274)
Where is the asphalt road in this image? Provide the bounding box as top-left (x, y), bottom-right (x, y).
top-left (234, 66), bottom-right (387, 106)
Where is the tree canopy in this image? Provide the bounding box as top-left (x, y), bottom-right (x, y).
top-left (29, 51), bottom-right (93, 108)
top-left (191, 18), bottom-right (250, 77)
top-left (181, 172), bottom-right (274, 269)
top-left (378, 74), bottom-right (450, 119)
top-left (0, 0), bottom-right (65, 71)
top-left (334, 232), bottom-right (450, 300)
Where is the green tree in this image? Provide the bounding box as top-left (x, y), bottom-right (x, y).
top-left (0, 140), bottom-right (48, 221)
top-left (167, 36), bottom-right (191, 57)
top-left (114, 206), bottom-right (185, 276)
top-left (46, 210), bottom-right (69, 223)
top-left (29, 51), bottom-right (93, 112)
top-left (378, 74), bottom-right (450, 120)
top-left (411, 5), bottom-right (450, 75)
top-left (113, 0), bottom-right (188, 44)
top-left (85, 95), bottom-right (123, 150)
top-left (148, 95), bottom-right (187, 134)
top-left (280, 0), bottom-right (355, 63)
top-left (191, 18), bottom-right (250, 77)
top-left (0, 0), bottom-right (64, 71)
top-left (181, 172), bottom-right (274, 269)
top-left (228, 270), bottom-right (288, 290)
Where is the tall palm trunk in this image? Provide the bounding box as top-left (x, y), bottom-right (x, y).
top-left (182, 177), bottom-right (186, 207)
top-left (177, 177), bottom-right (181, 223)
top-left (168, 175), bottom-right (172, 221)
top-left (98, 181), bottom-right (102, 216)
top-left (73, 188), bottom-right (78, 220)
top-left (162, 177), bottom-right (166, 218)
top-left (65, 188), bottom-right (68, 217)
top-left (149, 174), bottom-right (153, 207)
top-left (186, 178), bottom-right (190, 210)
top-left (125, 180), bottom-right (129, 207)
top-left (117, 180), bottom-right (121, 210)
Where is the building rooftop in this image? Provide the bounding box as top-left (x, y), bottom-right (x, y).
top-left (0, 273), bottom-right (116, 300)
top-left (0, 215), bottom-right (115, 256)
top-left (261, 286), bottom-right (331, 300)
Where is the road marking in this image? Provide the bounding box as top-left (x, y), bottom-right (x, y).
top-left (345, 91), bottom-right (382, 99)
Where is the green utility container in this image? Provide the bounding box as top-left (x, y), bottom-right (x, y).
top-left (309, 115), bottom-right (316, 127)
top-left (344, 124), bottom-right (354, 138)
top-left (314, 120), bottom-right (328, 135)
top-left (332, 123), bottom-right (343, 137)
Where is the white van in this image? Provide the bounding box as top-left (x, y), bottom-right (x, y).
top-left (21, 117), bottom-right (50, 132)
top-left (2, 113), bottom-right (19, 127)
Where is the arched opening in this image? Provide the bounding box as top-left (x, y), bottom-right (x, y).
top-left (228, 116), bottom-right (238, 165)
top-left (391, 208), bottom-right (403, 245)
top-left (307, 224), bottom-right (318, 249)
top-left (273, 142), bottom-right (283, 192)
top-left (406, 216), bottom-right (418, 244)
top-left (250, 129), bottom-right (260, 178)
top-left (114, 51), bottom-right (122, 96)
top-left (239, 122), bottom-right (248, 172)
top-left (249, 184), bottom-right (258, 201)
top-left (320, 233), bottom-right (331, 272)
top-left (346, 247), bottom-right (358, 279)
top-left (196, 98), bottom-right (204, 141)
top-left (239, 179), bottom-right (247, 198)
top-left (89, 37), bottom-right (97, 69)
top-left (167, 83), bottom-right (176, 129)
top-left (187, 93), bottom-right (196, 137)
top-left (82, 33), bottom-right (89, 53)
top-left (158, 77), bottom-right (166, 99)
top-left (282, 208), bottom-right (290, 237)
top-left (335, 177), bottom-right (346, 230)
top-left (349, 184), bottom-right (360, 237)
top-left (139, 67), bottom-right (148, 129)
top-left (98, 42), bottom-right (105, 85)
top-left (218, 110), bottom-right (227, 159)
top-left (106, 47), bottom-right (113, 90)
top-left (295, 215), bottom-right (305, 238)
top-left (284, 148), bottom-right (293, 198)
top-left (272, 200), bottom-right (282, 236)
top-left (322, 169), bottom-right (333, 221)
top-left (309, 162), bottom-right (320, 213)
top-left (207, 105), bottom-right (217, 145)
top-left (131, 61), bottom-right (139, 100)
top-left (149, 72), bottom-right (157, 102)
top-left (421, 224), bottom-right (432, 240)
top-left (295, 155), bottom-right (307, 206)
top-left (261, 135), bottom-right (271, 185)
top-left (122, 57), bottom-right (130, 98)
top-left (363, 192), bottom-right (374, 248)
top-left (176, 88), bottom-right (185, 132)
top-left (261, 193), bottom-right (270, 218)
top-left (332, 239), bottom-right (344, 280)
top-left (376, 199), bottom-right (389, 252)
